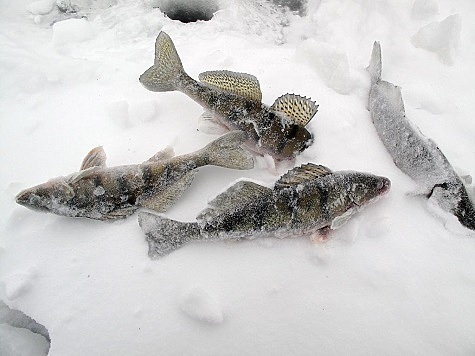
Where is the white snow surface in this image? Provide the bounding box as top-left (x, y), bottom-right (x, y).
top-left (1, 0), bottom-right (475, 355)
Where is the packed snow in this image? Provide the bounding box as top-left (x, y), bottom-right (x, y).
top-left (1, 0), bottom-right (474, 355)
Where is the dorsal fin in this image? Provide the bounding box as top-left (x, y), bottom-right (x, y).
top-left (198, 70), bottom-right (262, 102)
top-left (80, 146), bottom-right (107, 170)
top-left (67, 166), bottom-right (101, 185)
top-left (145, 146), bottom-right (175, 163)
top-left (197, 180), bottom-right (272, 222)
top-left (275, 163), bottom-right (332, 189)
top-left (270, 94), bottom-right (318, 126)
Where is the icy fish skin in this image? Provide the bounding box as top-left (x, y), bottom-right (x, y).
top-left (138, 163), bottom-right (390, 258)
top-left (367, 42), bottom-right (475, 231)
top-left (139, 31), bottom-right (318, 161)
top-left (15, 131), bottom-right (254, 221)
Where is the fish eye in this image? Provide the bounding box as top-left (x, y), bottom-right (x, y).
top-left (377, 180), bottom-right (384, 190)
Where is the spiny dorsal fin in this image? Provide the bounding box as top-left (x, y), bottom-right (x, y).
top-left (67, 166), bottom-right (101, 185)
top-left (198, 70), bottom-right (262, 102)
top-left (197, 180), bottom-right (272, 222)
top-left (275, 163), bottom-right (332, 189)
top-left (80, 146), bottom-right (107, 170)
top-left (270, 94), bottom-right (318, 126)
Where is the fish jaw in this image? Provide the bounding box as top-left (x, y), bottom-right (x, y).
top-left (15, 179), bottom-right (76, 215)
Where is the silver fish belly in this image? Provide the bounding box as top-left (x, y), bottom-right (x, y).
top-left (367, 42), bottom-right (475, 230)
top-left (16, 131), bottom-right (254, 221)
top-left (139, 31), bottom-right (318, 161)
top-left (139, 163), bottom-right (390, 258)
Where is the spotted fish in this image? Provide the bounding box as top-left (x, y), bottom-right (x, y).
top-left (139, 31), bottom-right (318, 161)
top-left (16, 131), bottom-right (254, 221)
top-left (139, 163), bottom-right (390, 258)
top-left (367, 41), bottom-right (475, 231)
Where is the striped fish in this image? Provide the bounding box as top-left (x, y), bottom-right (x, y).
top-left (16, 131), bottom-right (254, 221)
top-left (139, 164), bottom-right (391, 258)
top-left (139, 31), bottom-right (318, 161)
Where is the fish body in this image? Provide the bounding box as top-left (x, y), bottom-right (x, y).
top-left (139, 31), bottom-right (318, 160)
top-left (16, 131), bottom-right (254, 221)
top-left (367, 42), bottom-right (475, 230)
top-left (139, 163), bottom-right (390, 258)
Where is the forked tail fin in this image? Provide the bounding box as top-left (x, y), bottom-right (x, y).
top-left (201, 131), bottom-right (255, 170)
top-left (367, 41), bottom-right (382, 84)
top-left (139, 31), bottom-right (186, 92)
top-left (138, 212), bottom-right (200, 258)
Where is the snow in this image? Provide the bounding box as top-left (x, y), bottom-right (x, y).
top-left (1, 0), bottom-right (474, 355)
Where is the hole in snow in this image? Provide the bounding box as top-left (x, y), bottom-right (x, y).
top-left (155, 0), bottom-right (219, 23)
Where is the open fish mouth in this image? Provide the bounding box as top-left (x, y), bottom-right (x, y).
top-left (379, 177), bottom-right (391, 194)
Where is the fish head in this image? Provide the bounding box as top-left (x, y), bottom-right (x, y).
top-left (16, 178), bottom-right (76, 214)
top-left (343, 173), bottom-right (391, 208)
top-left (266, 122), bottom-right (313, 160)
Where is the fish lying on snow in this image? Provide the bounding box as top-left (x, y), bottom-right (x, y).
top-left (16, 131), bottom-right (254, 221)
top-left (367, 42), bottom-right (475, 231)
top-left (139, 31), bottom-right (318, 161)
top-left (139, 163), bottom-right (390, 258)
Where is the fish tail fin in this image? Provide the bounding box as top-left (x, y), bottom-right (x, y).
top-left (201, 131), bottom-right (255, 170)
top-left (367, 41), bottom-right (382, 84)
top-left (139, 31), bottom-right (186, 92)
top-left (138, 212), bottom-right (200, 258)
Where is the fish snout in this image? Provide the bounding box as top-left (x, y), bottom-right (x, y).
top-left (15, 188), bottom-right (49, 212)
top-left (15, 189), bottom-right (33, 206)
top-left (378, 177), bottom-right (391, 195)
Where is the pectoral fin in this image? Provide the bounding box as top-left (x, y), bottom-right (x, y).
top-left (271, 94), bottom-right (318, 126)
top-left (141, 171), bottom-right (196, 212)
top-left (199, 70), bottom-right (262, 102)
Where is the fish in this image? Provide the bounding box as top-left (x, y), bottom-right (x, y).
top-left (367, 41), bottom-right (475, 231)
top-left (138, 163), bottom-right (390, 258)
top-left (139, 31), bottom-right (318, 161)
top-left (15, 131), bottom-right (254, 221)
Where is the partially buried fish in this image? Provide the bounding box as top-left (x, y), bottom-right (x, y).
top-left (139, 163), bottom-right (390, 258)
top-left (16, 131), bottom-right (254, 221)
top-left (139, 31), bottom-right (318, 161)
top-left (367, 41), bottom-right (475, 231)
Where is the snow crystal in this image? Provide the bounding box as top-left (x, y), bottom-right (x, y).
top-left (52, 18), bottom-right (95, 46)
top-left (411, 14), bottom-right (462, 65)
top-left (411, 0), bottom-right (438, 20)
top-left (180, 287), bottom-right (224, 324)
top-left (295, 39), bottom-right (351, 94)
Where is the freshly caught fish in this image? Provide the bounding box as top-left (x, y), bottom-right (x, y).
top-left (367, 42), bottom-right (475, 230)
top-left (16, 131), bottom-right (254, 221)
top-left (139, 31), bottom-right (318, 161)
top-left (139, 163), bottom-right (390, 258)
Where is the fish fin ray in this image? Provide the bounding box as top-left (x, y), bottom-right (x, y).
top-left (145, 146), bottom-right (175, 163)
top-left (67, 166), bottom-right (101, 184)
top-left (141, 171), bottom-right (196, 212)
top-left (80, 146), bottom-right (107, 170)
top-left (270, 94), bottom-right (318, 126)
top-left (367, 41), bottom-right (382, 84)
top-left (200, 131), bottom-right (254, 170)
top-left (138, 212), bottom-right (200, 258)
top-left (197, 180), bottom-right (272, 222)
top-left (275, 163), bottom-right (332, 189)
top-left (100, 206), bottom-right (139, 221)
top-left (198, 111), bottom-right (228, 134)
top-left (198, 70), bottom-right (262, 102)
top-left (139, 31), bottom-right (185, 92)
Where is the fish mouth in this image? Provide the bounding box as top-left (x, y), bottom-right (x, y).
top-left (15, 189), bottom-right (48, 212)
top-left (379, 177), bottom-right (391, 194)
